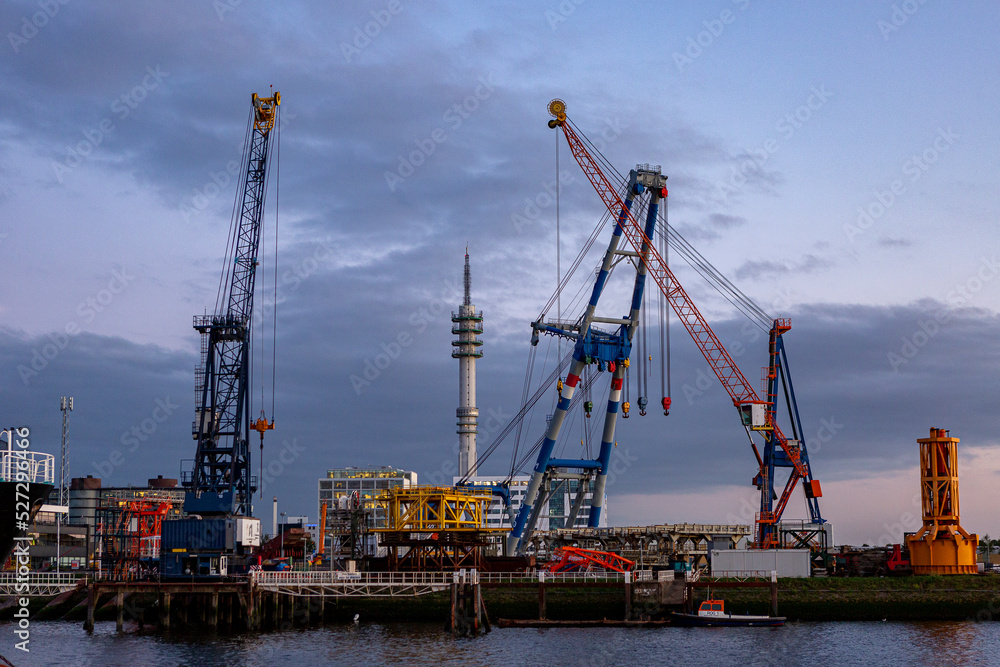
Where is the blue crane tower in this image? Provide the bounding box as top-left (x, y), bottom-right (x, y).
top-left (506, 162), bottom-right (668, 556)
top-left (184, 91), bottom-right (280, 517)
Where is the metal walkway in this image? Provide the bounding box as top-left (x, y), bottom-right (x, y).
top-left (250, 569), bottom-right (653, 598)
top-left (0, 572), bottom-right (83, 597)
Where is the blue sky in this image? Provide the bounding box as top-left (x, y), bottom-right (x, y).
top-left (2, 1), bottom-right (999, 544)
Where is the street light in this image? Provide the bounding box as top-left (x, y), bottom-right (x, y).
top-left (280, 512), bottom-right (286, 560)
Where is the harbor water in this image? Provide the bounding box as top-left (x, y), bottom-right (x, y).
top-left (4, 620), bottom-right (1000, 666)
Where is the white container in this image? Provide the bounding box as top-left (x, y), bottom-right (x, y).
top-left (710, 548), bottom-right (811, 578)
top-left (236, 516), bottom-right (261, 547)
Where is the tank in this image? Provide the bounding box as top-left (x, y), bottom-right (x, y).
top-left (147, 475), bottom-right (178, 488)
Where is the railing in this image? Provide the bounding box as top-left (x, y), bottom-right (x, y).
top-left (0, 572), bottom-right (84, 596)
top-left (0, 572), bottom-right (83, 586)
top-left (707, 570), bottom-right (778, 581)
top-left (253, 570), bottom-right (456, 586)
top-left (0, 450), bottom-right (56, 485)
top-left (251, 568), bottom-right (654, 587)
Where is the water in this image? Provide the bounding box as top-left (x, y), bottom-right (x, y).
top-left (3, 620), bottom-right (1000, 666)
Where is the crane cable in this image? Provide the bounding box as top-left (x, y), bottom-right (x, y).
top-left (656, 209), bottom-right (771, 330)
top-left (461, 348), bottom-right (573, 485)
top-left (215, 109), bottom-right (254, 317)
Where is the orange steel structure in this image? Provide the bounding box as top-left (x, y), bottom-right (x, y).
top-left (97, 498), bottom-right (172, 580)
top-left (546, 546), bottom-right (634, 574)
top-left (905, 428), bottom-right (978, 575)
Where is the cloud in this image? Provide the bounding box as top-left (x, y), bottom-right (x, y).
top-left (734, 253), bottom-right (834, 280)
top-left (877, 236), bottom-right (913, 248)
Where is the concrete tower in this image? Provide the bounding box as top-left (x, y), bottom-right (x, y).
top-left (452, 249), bottom-right (483, 477)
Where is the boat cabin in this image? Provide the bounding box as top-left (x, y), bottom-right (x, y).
top-left (698, 600), bottom-right (727, 617)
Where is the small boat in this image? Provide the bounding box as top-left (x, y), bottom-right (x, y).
top-left (670, 599), bottom-right (785, 627)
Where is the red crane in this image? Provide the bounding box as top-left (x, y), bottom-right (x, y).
top-left (546, 99), bottom-right (823, 547)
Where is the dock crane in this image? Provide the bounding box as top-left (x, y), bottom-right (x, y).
top-left (527, 99), bottom-right (824, 550)
top-left (184, 91), bottom-right (280, 517)
top-left (506, 162), bottom-right (668, 555)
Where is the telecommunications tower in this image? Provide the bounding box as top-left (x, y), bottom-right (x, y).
top-left (452, 249), bottom-right (483, 477)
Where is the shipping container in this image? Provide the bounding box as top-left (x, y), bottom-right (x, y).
top-left (161, 517), bottom-right (234, 552)
top-left (161, 552), bottom-right (229, 577)
top-left (710, 549), bottom-right (811, 578)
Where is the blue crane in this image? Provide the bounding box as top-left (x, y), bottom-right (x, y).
top-left (184, 91), bottom-right (280, 517)
top-left (506, 162), bottom-right (668, 556)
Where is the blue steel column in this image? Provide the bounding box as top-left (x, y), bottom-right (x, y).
top-left (588, 183), bottom-right (663, 527)
top-left (506, 188), bottom-right (637, 556)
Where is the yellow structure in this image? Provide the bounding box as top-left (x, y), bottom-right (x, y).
top-left (905, 428), bottom-right (978, 575)
top-left (374, 486), bottom-right (504, 534)
top-left (374, 486), bottom-right (504, 570)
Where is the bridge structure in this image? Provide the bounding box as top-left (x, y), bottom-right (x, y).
top-left (0, 572), bottom-right (82, 597)
top-left (526, 523), bottom-right (752, 568)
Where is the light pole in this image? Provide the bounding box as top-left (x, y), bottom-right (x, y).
top-left (57, 397), bottom-right (73, 574)
top-left (280, 511), bottom-right (286, 560)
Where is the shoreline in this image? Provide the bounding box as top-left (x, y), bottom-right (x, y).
top-left (2, 575), bottom-right (999, 627)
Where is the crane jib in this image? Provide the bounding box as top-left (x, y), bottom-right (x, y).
top-left (186, 92), bottom-right (280, 518)
top-left (548, 105), bottom-right (821, 548)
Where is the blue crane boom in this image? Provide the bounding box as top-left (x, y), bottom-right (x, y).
top-left (506, 163), bottom-right (668, 556)
top-left (184, 91), bottom-right (280, 517)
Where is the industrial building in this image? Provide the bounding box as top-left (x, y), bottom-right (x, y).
top-left (316, 466), bottom-right (417, 561)
top-left (457, 474), bottom-right (607, 531)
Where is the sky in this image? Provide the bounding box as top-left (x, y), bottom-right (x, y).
top-left (2, 1), bottom-right (999, 546)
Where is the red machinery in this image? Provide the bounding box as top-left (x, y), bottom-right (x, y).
top-left (546, 546), bottom-right (634, 574)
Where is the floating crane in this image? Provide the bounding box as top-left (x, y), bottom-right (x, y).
top-left (506, 161), bottom-right (668, 555)
top-left (513, 100), bottom-right (824, 550)
top-left (184, 91), bottom-right (280, 517)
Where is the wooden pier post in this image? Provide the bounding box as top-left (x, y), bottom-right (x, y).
top-left (624, 581), bottom-right (632, 621)
top-left (84, 585), bottom-right (95, 633)
top-left (116, 590), bottom-right (124, 632)
top-left (770, 579), bottom-right (778, 617)
top-left (474, 584), bottom-right (482, 631)
top-left (160, 592), bottom-right (171, 631)
top-left (178, 594), bottom-right (188, 626)
top-left (237, 592), bottom-right (249, 632)
top-left (209, 592), bottom-right (219, 629)
top-left (538, 583), bottom-right (547, 620)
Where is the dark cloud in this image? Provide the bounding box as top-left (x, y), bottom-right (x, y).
top-left (877, 236), bottom-right (913, 248)
top-left (4, 295), bottom-right (998, 526)
top-left (3, 2), bottom-right (999, 534)
top-left (708, 213), bottom-right (747, 229)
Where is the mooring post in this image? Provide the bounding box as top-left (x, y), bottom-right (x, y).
top-left (449, 580), bottom-right (458, 634)
top-left (209, 592), bottom-right (219, 629)
top-left (250, 590), bottom-right (260, 631)
top-left (623, 570), bottom-right (632, 620)
top-left (161, 592), bottom-right (171, 631)
top-left (770, 571), bottom-right (778, 617)
top-left (115, 589), bottom-right (125, 632)
top-left (474, 582), bottom-right (482, 632)
top-left (237, 592), bottom-right (248, 632)
top-left (84, 585), bottom-right (95, 633)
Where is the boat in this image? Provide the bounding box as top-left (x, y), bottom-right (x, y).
top-left (0, 427), bottom-right (55, 565)
top-left (670, 599), bottom-right (785, 627)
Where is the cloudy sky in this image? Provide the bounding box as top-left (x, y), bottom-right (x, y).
top-left (2, 1), bottom-right (999, 545)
